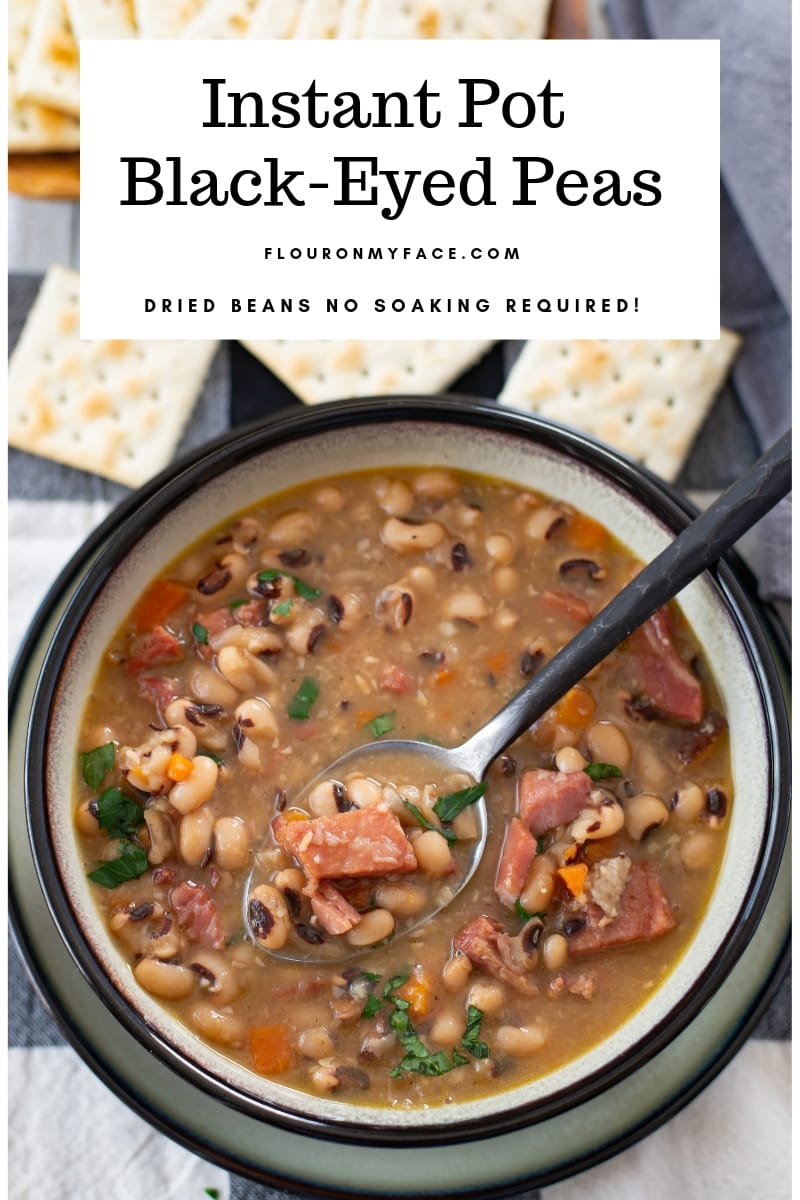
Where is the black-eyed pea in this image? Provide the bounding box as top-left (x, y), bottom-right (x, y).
top-left (671, 782), bottom-right (706, 823)
top-left (235, 697), bottom-right (279, 743)
top-left (541, 933), bottom-right (569, 972)
top-left (413, 469), bottom-right (459, 501)
top-left (189, 1003), bottom-right (246, 1047)
top-left (381, 517), bottom-right (445, 554)
top-left (189, 665), bottom-right (239, 711)
top-left (441, 590), bottom-right (488, 622)
top-left (269, 508), bottom-right (319, 546)
top-left (298, 1026), bottom-right (336, 1061)
top-left (187, 949), bottom-right (241, 1004)
top-left (178, 805), bottom-right (215, 866)
top-left (429, 1007), bottom-right (466, 1047)
top-left (405, 565), bottom-right (437, 593)
top-left (217, 645), bottom-right (275, 694)
top-left (374, 882), bottom-right (427, 917)
top-left (521, 853), bottom-right (556, 913)
top-left (451, 807), bottom-right (479, 840)
top-left (311, 1063), bottom-right (340, 1092)
top-left (378, 584), bottom-right (415, 629)
top-left (134, 957), bottom-right (195, 1001)
top-left (493, 605), bottom-right (520, 633)
top-left (491, 566), bottom-right (521, 597)
top-left (466, 980), bottom-right (505, 1016)
top-left (625, 793), bottom-right (670, 841)
top-left (143, 808), bottom-right (175, 865)
top-left (495, 1022), bottom-right (547, 1056)
top-left (165, 697), bottom-right (227, 753)
top-left (213, 816), bottom-right (250, 870)
top-left (286, 609), bottom-right (327, 656)
top-left (274, 867), bottom-right (306, 896)
top-left (248, 885), bottom-right (291, 950)
top-left (196, 552), bottom-right (248, 597)
top-left (442, 953), bottom-right (473, 992)
top-left (525, 505), bottom-right (566, 540)
top-left (412, 830), bottom-right (452, 877)
top-left (215, 625), bottom-right (283, 656)
top-left (680, 829), bottom-right (717, 870)
top-left (313, 484), bottom-right (345, 514)
top-left (345, 908), bottom-right (395, 947)
top-left (570, 797), bottom-right (625, 842)
top-left (486, 532), bottom-right (516, 565)
top-left (555, 746), bottom-right (587, 773)
top-left (346, 775), bottom-right (382, 808)
top-left (170, 755), bottom-right (219, 815)
top-left (330, 590), bottom-right (366, 632)
top-left (375, 476), bottom-right (415, 517)
top-left (587, 721), bottom-right (631, 771)
top-left (307, 779), bottom-right (340, 817)
top-left (75, 800), bottom-right (99, 836)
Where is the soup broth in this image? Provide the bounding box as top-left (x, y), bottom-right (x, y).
top-left (74, 468), bottom-right (731, 1106)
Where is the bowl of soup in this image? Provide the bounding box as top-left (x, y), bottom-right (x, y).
top-left (24, 396), bottom-right (789, 1143)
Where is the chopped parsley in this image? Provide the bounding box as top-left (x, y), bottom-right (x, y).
top-left (229, 598), bottom-right (248, 610)
top-left (367, 711), bottom-right (396, 739)
top-left (361, 994), bottom-right (383, 1019)
top-left (287, 676), bottom-right (319, 720)
top-left (361, 970), bottom-right (382, 983)
top-left (197, 750), bottom-right (224, 765)
top-left (460, 1005), bottom-right (489, 1059)
top-left (79, 741), bottom-right (115, 791)
top-left (402, 800), bottom-right (456, 845)
top-left (257, 568), bottom-right (322, 600)
top-left (584, 762), bottom-right (624, 781)
top-left (515, 899), bottom-right (547, 922)
top-left (388, 1006), bottom-right (457, 1078)
top-left (272, 599), bottom-right (293, 617)
top-left (433, 782), bottom-right (486, 823)
top-left (536, 836), bottom-right (546, 854)
top-left (204, 1190), bottom-right (220, 1200)
top-left (94, 787), bottom-right (143, 840)
top-left (87, 841), bottom-right (148, 888)
top-left (382, 968), bottom-right (411, 996)
top-left (192, 621), bottom-right (209, 645)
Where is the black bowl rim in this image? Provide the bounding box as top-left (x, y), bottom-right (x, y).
top-left (21, 395), bottom-right (791, 1148)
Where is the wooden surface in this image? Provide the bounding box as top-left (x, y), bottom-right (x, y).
top-left (7, 0), bottom-right (588, 201)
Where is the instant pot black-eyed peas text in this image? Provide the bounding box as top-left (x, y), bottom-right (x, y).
top-left (75, 469), bottom-right (731, 1105)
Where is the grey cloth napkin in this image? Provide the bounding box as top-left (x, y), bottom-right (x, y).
top-left (605, 0), bottom-right (792, 604)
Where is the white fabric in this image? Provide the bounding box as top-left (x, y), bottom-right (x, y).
top-left (8, 1046), bottom-right (230, 1200)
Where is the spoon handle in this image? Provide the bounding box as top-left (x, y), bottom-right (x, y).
top-left (459, 431), bottom-right (791, 778)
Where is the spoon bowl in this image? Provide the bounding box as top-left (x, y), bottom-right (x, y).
top-left (246, 431), bottom-right (791, 962)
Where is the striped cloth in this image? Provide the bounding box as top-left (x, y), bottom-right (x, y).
top-left (8, 277), bottom-right (790, 1199)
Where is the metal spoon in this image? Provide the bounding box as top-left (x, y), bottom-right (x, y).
top-left (245, 432), bottom-right (791, 961)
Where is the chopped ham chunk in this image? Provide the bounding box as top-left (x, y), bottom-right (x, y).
top-left (272, 808), bottom-right (417, 887)
top-left (127, 625), bottom-right (183, 673)
top-left (540, 589), bottom-right (592, 624)
top-left (517, 768), bottom-right (591, 837)
top-left (310, 881), bottom-right (363, 935)
top-left (171, 881), bottom-right (225, 949)
top-left (379, 663), bottom-right (417, 695)
top-left (136, 674), bottom-right (179, 711)
top-left (453, 915), bottom-right (538, 995)
top-left (565, 864), bottom-right (675, 954)
top-left (626, 607), bottom-right (703, 724)
top-left (495, 817), bottom-right (538, 909)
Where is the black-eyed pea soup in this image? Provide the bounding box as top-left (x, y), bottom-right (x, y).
top-left (75, 469), bottom-right (731, 1105)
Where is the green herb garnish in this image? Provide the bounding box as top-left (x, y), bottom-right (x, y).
top-left (229, 598), bottom-right (248, 610)
top-left (94, 787), bottom-right (143, 840)
top-left (402, 800), bottom-right (456, 846)
top-left (515, 898), bottom-right (532, 922)
top-left (205, 1190), bottom-right (220, 1199)
top-left (361, 970), bottom-right (382, 983)
top-left (382, 968), bottom-right (411, 997)
top-left (287, 676), bottom-right (319, 720)
top-left (87, 841), bottom-right (148, 888)
top-left (192, 621), bottom-right (209, 645)
top-left (197, 750), bottom-right (224, 765)
top-left (389, 1007), bottom-right (455, 1077)
top-left (361, 995), bottom-right (383, 1019)
top-left (80, 741), bottom-right (115, 791)
top-left (460, 1005), bottom-right (489, 1059)
top-left (258, 568), bottom-right (322, 600)
top-left (536, 836), bottom-right (546, 854)
top-left (584, 762), bottom-right (624, 781)
top-left (367, 711), bottom-right (396, 738)
top-left (412, 734), bottom-right (444, 746)
top-left (272, 600), bottom-right (293, 617)
top-left (433, 782), bottom-right (486, 823)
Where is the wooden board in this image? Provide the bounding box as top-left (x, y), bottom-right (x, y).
top-left (7, 0), bottom-right (586, 200)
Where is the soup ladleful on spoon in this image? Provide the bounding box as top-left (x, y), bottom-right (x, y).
top-left (244, 432), bottom-right (791, 963)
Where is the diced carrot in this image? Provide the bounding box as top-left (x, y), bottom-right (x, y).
top-left (355, 709), bottom-right (379, 727)
top-left (130, 579), bottom-right (188, 633)
top-left (129, 766), bottom-right (148, 789)
top-left (556, 862), bottom-right (589, 896)
top-left (563, 842), bottom-right (578, 863)
top-left (395, 968), bottom-right (434, 1018)
top-left (166, 752), bottom-right (193, 782)
top-left (568, 514), bottom-right (609, 552)
top-left (283, 809), bottom-right (309, 822)
top-left (554, 686), bottom-right (596, 729)
top-left (434, 668), bottom-right (455, 686)
top-left (250, 1023), bottom-right (295, 1074)
top-left (486, 650), bottom-right (510, 675)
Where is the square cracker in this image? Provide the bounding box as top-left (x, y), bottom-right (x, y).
top-left (239, 339), bottom-right (494, 403)
top-left (133, 0), bottom-right (206, 37)
top-left (8, 267), bottom-right (219, 488)
top-left (498, 335), bottom-right (742, 482)
top-left (336, 0), bottom-right (368, 37)
top-left (293, 0), bottom-right (348, 37)
top-left (246, 0), bottom-right (308, 38)
top-left (16, 0), bottom-right (80, 117)
top-left (63, 0), bottom-right (136, 38)
top-left (184, 0), bottom-right (278, 37)
top-left (8, 0), bottom-right (80, 152)
top-left (355, 0), bottom-right (551, 38)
